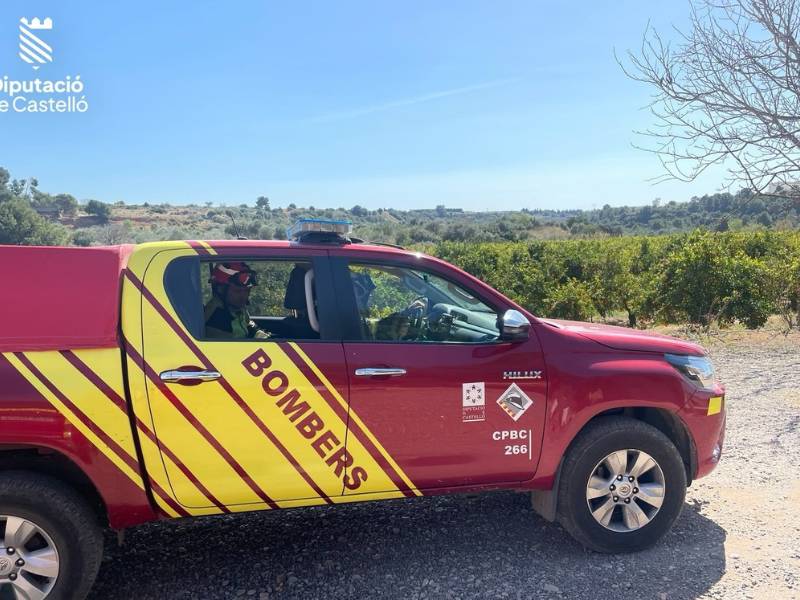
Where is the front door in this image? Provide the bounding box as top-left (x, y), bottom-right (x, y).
top-left (138, 248), bottom-right (355, 509)
top-left (334, 257), bottom-right (547, 495)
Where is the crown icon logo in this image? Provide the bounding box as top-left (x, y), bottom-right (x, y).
top-left (18, 17), bottom-right (54, 69)
top-left (20, 17), bottom-right (53, 30)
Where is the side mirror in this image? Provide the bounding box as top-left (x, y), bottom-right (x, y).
top-left (499, 309), bottom-right (531, 341)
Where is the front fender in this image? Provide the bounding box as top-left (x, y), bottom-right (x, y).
top-left (530, 346), bottom-right (694, 489)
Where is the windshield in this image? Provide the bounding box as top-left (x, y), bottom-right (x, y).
top-left (408, 270), bottom-right (495, 313)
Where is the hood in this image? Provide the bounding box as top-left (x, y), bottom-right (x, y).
top-left (539, 319), bottom-right (705, 356)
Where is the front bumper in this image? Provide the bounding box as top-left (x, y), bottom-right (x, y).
top-left (678, 383), bottom-right (726, 480)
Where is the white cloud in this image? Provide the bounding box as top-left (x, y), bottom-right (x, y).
top-left (305, 77), bottom-right (522, 123)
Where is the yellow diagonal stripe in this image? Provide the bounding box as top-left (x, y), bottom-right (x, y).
top-left (0, 352), bottom-right (177, 514)
top-left (288, 342), bottom-right (421, 496)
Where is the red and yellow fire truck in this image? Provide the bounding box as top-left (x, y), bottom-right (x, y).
top-left (0, 221), bottom-right (725, 598)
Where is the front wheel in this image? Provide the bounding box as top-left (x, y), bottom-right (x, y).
top-left (557, 417), bottom-right (687, 553)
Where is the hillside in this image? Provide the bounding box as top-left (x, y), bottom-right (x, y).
top-left (3, 166), bottom-right (799, 247)
top-left (67, 190), bottom-right (800, 247)
top-left (1, 167), bottom-right (798, 330)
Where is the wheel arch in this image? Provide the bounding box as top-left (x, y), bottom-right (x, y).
top-left (0, 445), bottom-right (109, 528)
top-left (530, 406), bottom-right (696, 521)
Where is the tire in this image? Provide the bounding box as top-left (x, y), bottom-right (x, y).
top-left (0, 471), bottom-right (104, 599)
top-left (557, 416), bottom-right (687, 553)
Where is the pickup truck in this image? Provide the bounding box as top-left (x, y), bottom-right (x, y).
top-left (0, 224), bottom-right (726, 599)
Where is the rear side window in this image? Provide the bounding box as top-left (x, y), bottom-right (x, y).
top-left (200, 261), bottom-right (301, 319)
top-left (165, 256), bottom-right (328, 341)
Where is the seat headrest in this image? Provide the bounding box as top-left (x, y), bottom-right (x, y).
top-left (351, 272), bottom-right (376, 311)
top-left (284, 265), bottom-right (309, 310)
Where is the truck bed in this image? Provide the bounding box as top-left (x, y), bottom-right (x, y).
top-left (0, 244), bottom-right (133, 351)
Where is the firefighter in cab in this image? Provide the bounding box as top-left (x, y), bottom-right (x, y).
top-left (205, 262), bottom-right (270, 339)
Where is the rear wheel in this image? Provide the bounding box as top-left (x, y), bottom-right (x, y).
top-left (0, 472), bottom-right (103, 599)
top-left (557, 417), bottom-right (687, 553)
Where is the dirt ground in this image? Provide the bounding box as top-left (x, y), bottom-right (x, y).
top-left (679, 329), bottom-right (800, 599)
top-left (89, 329), bottom-right (800, 600)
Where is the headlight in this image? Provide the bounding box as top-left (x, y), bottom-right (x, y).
top-left (664, 353), bottom-right (716, 389)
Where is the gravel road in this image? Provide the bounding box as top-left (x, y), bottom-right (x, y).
top-left (89, 333), bottom-right (800, 600)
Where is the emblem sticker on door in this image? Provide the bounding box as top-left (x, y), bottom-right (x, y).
top-left (462, 382), bottom-right (485, 422)
top-left (496, 383), bottom-right (533, 422)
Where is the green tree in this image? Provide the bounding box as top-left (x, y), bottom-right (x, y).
top-left (53, 194), bottom-right (78, 218)
top-left (545, 278), bottom-right (595, 321)
top-left (756, 211), bottom-right (773, 227)
top-left (85, 199), bottom-right (111, 223)
top-left (9, 180), bottom-right (26, 196)
top-left (71, 229), bottom-right (95, 247)
top-left (0, 198), bottom-right (68, 245)
top-left (256, 196), bottom-right (270, 210)
top-left (655, 231), bottom-right (774, 328)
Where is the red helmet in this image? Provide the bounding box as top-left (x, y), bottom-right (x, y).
top-left (210, 262), bottom-right (257, 288)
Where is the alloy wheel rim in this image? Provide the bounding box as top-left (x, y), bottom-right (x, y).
top-left (585, 449), bottom-right (666, 533)
top-left (0, 515), bottom-right (60, 600)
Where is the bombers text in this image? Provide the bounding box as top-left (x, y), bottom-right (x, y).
top-left (242, 349), bottom-right (368, 490)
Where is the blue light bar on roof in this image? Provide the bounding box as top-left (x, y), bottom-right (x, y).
top-left (286, 218), bottom-right (353, 241)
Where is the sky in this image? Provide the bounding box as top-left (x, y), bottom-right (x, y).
top-left (0, 1), bottom-right (729, 211)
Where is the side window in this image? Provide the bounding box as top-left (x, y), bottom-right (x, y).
top-left (348, 263), bottom-right (500, 343)
top-left (197, 259), bottom-right (320, 340)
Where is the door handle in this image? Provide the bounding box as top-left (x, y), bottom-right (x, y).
top-left (159, 369), bottom-right (221, 383)
top-left (354, 367), bottom-right (407, 377)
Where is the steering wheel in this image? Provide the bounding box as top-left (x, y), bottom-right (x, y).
top-left (400, 296), bottom-right (428, 340)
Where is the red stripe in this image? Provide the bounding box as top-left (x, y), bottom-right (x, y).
top-left (124, 340), bottom-right (279, 509)
top-left (60, 350), bottom-right (231, 514)
top-left (125, 269), bottom-right (334, 505)
top-left (278, 344), bottom-right (351, 428)
top-left (13, 352), bottom-right (190, 518)
top-left (188, 241), bottom-right (211, 256)
top-left (214, 373), bottom-right (334, 505)
top-left (59, 351), bottom-right (127, 411)
top-left (148, 479), bottom-right (190, 517)
top-left (279, 343), bottom-right (418, 498)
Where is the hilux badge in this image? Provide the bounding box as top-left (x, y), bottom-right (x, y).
top-left (503, 370), bottom-right (542, 380)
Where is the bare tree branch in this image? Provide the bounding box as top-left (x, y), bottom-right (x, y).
top-left (622, 0), bottom-right (800, 202)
